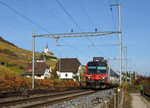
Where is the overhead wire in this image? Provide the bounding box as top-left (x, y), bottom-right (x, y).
top-left (109, 0), bottom-right (117, 31)
top-left (0, 0), bottom-right (91, 58)
top-left (76, 0), bottom-right (96, 29)
top-left (34, 0), bottom-right (90, 57)
top-left (34, 0), bottom-right (71, 28)
top-left (56, 0), bottom-right (104, 56)
top-left (115, 0), bottom-right (119, 18)
top-left (109, 0), bottom-right (120, 45)
top-left (34, 0), bottom-right (87, 57)
top-left (56, 0), bottom-right (83, 32)
top-left (0, 0), bottom-right (50, 34)
top-left (108, 0), bottom-right (121, 59)
top-left (122, 47), bottom-right (126, 59)
top-left (76, 0), bottom-right (104, 56)
top-left (59, 39), bottom-right (91, 58)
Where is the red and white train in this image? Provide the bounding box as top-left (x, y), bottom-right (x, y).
top-left (85, 57), bottom-right (120, 89)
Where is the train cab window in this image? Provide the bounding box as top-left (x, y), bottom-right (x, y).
top-left (97, 63), bottom-right (107, 74)
top-left (87, 62), bottom-right (97, 74)
top-left (87, 66), bottom-right (96, 74)
top-left (97, 66), bottom-right (106, 74)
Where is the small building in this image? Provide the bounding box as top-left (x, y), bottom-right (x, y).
top-left (44, 43), bottom-right (54, 56)
top-left (52, 58), bottom-right (82, 81)
top-left (25, 59), bottom-right (52, 79)
top-left (35, 58), bottom-right (45, 63)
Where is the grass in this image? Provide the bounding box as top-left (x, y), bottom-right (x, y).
top-left (127, 85), bottom-right (140, 93)
top-left (123, 87), bottom-right (132, 108)
top-left (7, 66), bottom-right (25, 74)
top-left (122, 84), bottom-right (142, 108)
top-left (0, 66), bottom-right (18, 77)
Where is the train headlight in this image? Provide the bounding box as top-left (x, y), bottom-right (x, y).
top-left (88, 77), bottom-right (91, 79)
top-left (86, 76), bottom-right (91, 79)
top-left (102, 77), bottom-right (105, 79)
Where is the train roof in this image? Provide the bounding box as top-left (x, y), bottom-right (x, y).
top-left (88, 60), bottom-right (108, 63)
top-left (93, 57), bottom-right (108, 62)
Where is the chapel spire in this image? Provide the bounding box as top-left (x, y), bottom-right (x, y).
top-left (46, 43), bottom-right (48, 49)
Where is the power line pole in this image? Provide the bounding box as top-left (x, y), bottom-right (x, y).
top-left (32, 30), bottom-right (35, 89)
top-left (110, 3), bottom-right (122, 85)
top-left (135, 65), bottom-right (137, 79)
top-left (55, 38), bottom-right (61, 73)
top-left (119, 3), bottom-right (122, 85)
top-left (125, 46), bottom-right (127, 83)
top-left (133, 65), bottom-right (137, 79)
top-left (130, 58), bottom-right (132, 84)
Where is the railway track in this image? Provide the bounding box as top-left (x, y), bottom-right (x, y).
top-left (0, 87), bottom-right (78, 99)
top-left (0, 89), bottom-right (98, 108)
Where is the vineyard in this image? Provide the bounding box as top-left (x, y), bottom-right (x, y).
top-left (0, 65), bottom-right (80, 92)
top-left (0, 74), bottom-right (80, 92)
top-left (0, 39), bottom-right (81, 93)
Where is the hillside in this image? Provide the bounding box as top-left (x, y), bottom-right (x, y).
top-left (0, 37), bottom-right (57, 75)
top-left (0, 37), bottom-right (17, 47)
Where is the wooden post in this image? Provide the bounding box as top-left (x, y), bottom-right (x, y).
top-left (114, 93), bottom-right (116, 108)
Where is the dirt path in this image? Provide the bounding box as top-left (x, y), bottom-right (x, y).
top-left (130, 93), bottom-right (150, 108)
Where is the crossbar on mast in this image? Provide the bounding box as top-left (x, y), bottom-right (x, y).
top-left (34, 31), bottom-right (120, 38)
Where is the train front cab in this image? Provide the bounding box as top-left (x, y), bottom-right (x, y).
top-left (85, 61), bottom-right (109, 89)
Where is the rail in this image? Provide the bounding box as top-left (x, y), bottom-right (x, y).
top-left (0, 89), bottom-right (97, 108)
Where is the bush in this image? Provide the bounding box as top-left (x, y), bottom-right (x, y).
top-left (51, 71), bottom-right (59, 80)
top-left (73, 75), bottom-right (79, 81)
top-left (0, 74), bottom-right (80, 92)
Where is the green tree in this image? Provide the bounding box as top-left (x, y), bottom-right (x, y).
top-left (133, 71), bottom-right (135, 80)
top-left (52, 71), bottom-right (59, 80)
top-left (73, 75), bottom-right (79, 81)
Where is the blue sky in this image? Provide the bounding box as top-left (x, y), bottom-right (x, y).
top-left (0, 0), bottom-right (150, 76)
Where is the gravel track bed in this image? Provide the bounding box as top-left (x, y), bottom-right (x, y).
top-left (0, 89), bottom-right (90, 107)
top-left (48, 89), bottom-right (114, 108)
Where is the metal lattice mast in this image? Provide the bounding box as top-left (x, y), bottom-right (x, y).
top-left (110, 3), bottom-right (122, 85)
top-left (130, 58), bottom-right (132, 84)
top-left (32, 30), bottom-right (35, 89)
top-left (125, 46), bottom-right (127, 83)
top-left (119, 3), bottom-right (122, 85)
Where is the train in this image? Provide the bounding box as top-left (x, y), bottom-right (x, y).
top-left (85, 57), bottom-right (120, 89)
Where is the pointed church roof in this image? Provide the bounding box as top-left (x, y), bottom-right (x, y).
top-left (46, 43), bottom-right (48, 48)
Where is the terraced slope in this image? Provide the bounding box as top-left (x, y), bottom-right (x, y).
top-left (0, 37), bottom-right (57, 75)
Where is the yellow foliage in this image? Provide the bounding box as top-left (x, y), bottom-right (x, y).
top-left (0, 73), bottom-right (80, 92)
top-left (0, 66), bottom-right (18, 77)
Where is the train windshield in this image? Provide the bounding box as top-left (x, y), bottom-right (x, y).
top-left (87, 63), bottom-right (97, 74)
top-left (97, 63), bottom-right (106, 74)
top-left (87, 62), bottom-right (107, 74)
